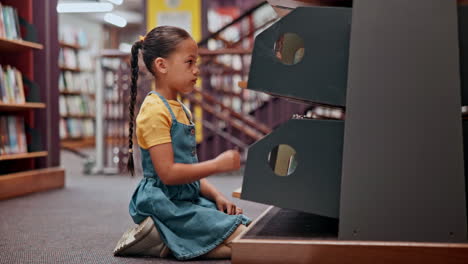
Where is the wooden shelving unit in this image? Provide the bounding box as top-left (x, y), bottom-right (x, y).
top-left (59, 37), bottom-right (95, 150)
top-left (95, 51), bottom-right (131, 174)
top-left (0, 102), bottom-right (46, 111)
top-left (0, 37), bottom-right (43, 52)
top-left (0, 151), bottom-right (48, 161)
top-left (0, 168), bottom-right (65, 200)
top-left (61, 137), bottom-right (95, 149)
top-left (59, 66), bottom-right (81, 72)
top-left (0, 0), bottom-right (64, 200)
top-left (59, 41), bottom-right (85, 50)
top-left (61, 114), bottom-right (95, 119)
top-left (60, 91), bottom-right (95, 97)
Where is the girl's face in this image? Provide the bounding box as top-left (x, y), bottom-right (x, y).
top-left (165, 38), bottom-right (200, 94)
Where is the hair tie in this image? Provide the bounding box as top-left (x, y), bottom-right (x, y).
top-left (128, 148), bottom-right (133, 153)
top-left (139, 35), bottom-right (146, 42)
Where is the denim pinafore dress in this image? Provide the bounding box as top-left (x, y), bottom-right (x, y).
top-left (129, 91), bottom-right (251, 260)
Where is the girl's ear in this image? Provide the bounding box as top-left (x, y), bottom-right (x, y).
top-left (154, 57), bottom-right (168, 74)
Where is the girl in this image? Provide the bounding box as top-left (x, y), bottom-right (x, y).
top-left (113, 26), bottom-right (251, 260)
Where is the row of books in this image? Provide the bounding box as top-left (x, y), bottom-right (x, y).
top-left (209, 74), bottom-right (270, 113)
top-left (0, 4), bottom-right (21, 40)
top-left (60, 118), bottom-right (94, 139)
top-left (59, 95), bottom-right (95, 116)
top-left (59, 48), bottom-right (93, 70)
top-left (104, 70), bottom-right (117, 87)
top-left (59, 25), bottom-right (88, 48)
top-left (59, 71), bottom-right (95, 94)
top-left (105, 88), bottom-right (121, 102)
top-left (209, 74), bottom-right (248, 94)
top-left (105, 103), bottom-right (125, 119)
top-left (0, 65), bottom-right (25, 104)
top-left (0, 116), bottom-right (27, 155)
top-left (106, 120), bottom-right (129, 137)
top-left (102, 58), bottom-right (122, 71)
top-left (216, 54), bottom-right (245, 71)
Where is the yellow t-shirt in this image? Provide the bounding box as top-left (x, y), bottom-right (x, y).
top-left (136, 93), bottom-right (192, 149)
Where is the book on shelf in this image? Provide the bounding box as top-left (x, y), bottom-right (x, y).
top-left (0, 64), bottom-right (26, 104)
top-left (105, 103), bottom-right (124, 119)
top-left (59, 71), bottom-right (95, 94)
top-left (0, 4), bottom-right (21, 40)
top-left (59, 48), bottom-right (78, 69)
top-left (59, 49), bottom-right (93, 71)
top-left (0, 116), bottom-right (27, 155)
top-left (59, 95), bottom-right (95, 116)
top-left (58, 26), bottom-right (96, 144)
top-left (77, 50), bottom-right (93, 70)
top-left (59, 25), bottom-right (88, 48)
top-left (60, 118), bottom-right (94, 139)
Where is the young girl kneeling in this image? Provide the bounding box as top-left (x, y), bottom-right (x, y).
top-left (113, 26), bottom-right (251, 260)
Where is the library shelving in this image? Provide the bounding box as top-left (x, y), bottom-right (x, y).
top-left (0, 37), bottom-right (43, 51)
top-left (58, 28), bottom-right (96, 150)
top-left (92, 51), bottom-right (132, 174)
top-left (0, 0), bottom-right (65, 200)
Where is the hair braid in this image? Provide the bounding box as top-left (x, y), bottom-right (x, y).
top-left (126, 26), bottom-right (191, 176)
top-left (127, 40), bottom-right (142, 176)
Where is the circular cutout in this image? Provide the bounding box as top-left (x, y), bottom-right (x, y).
top-left (268, 144), bottom-right (297, 176)
top-left (274, 33), bottom-right (305, 65)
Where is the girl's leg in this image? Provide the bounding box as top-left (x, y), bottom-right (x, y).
top-left (202, 224), bottom-right (247, 259)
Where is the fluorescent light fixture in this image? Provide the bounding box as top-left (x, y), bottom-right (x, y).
top-left (106, 0), bottom-right (124, 5)
top-left (104, 13), bottom-right (127, 27)
top-left (57, 2), bottom-right (114, 13)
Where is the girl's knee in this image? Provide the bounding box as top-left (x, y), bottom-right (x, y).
top-left (225, 224), bottom-right (247, 245)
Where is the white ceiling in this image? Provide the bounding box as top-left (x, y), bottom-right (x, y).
top-left (58, 0), bottom-right (144, 25)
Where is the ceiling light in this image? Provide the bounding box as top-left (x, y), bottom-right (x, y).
top-left (106, 0), bottom-right (124, 5)
top-left (104, 13), bottom-right (127, 27)
top-left (57, 3), bottom-right (114, 13)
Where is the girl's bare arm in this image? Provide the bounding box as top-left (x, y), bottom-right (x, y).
top-left (199, 178), bottom-right (222, 201)
top-left (200, 178), bottom-right (240, 215)
top-left (149, 143), bottom-right (239, 185)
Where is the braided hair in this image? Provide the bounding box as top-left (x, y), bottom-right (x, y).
top-left (127, 26), bottom-right (191, 176)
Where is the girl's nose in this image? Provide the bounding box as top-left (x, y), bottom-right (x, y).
top-left (193, 66), bottom-right (200, 76)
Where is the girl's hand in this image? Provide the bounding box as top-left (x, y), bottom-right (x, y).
top-left (214, 149), bottom-right (240, 173)
top-left (215, 194), bottom-right (243, 215)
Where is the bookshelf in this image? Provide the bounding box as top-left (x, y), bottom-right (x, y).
top-left (59, 41), bottom-right (85, 50)
top-left (0, 151), bottom-right (48, 161)
top-left (0, 102), bottom-right (46, 111)
top-left (92, 51), bottom-right (131, 174)
top-left (59, 66), bottom-right (81, 73)
top-left (0, 0), bottom-right (64, 200)
top-left (0, 37), bottom-right (43, 51)
top-left (61, 136), bottom-right (94, 149)
top-left (58, 29), bottom-right (96, 149)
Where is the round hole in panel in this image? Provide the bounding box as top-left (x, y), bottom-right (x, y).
top-left (274, 32), bottom-right (305, 65)
top-left (268, 144), bottom-right (297, 176)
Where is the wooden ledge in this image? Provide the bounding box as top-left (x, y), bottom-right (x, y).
top-left (0, 167), bottom-right (65, 200)
top-left (232, 206), bottom-right (468, 264)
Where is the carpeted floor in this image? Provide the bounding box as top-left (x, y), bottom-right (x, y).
top-left (0, 150), bottom-right (268, 264)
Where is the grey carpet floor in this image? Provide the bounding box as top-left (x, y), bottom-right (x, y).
top-left (0, 150), bottom-right (268, 264)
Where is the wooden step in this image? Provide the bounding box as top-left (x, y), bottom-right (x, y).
top-left (0, 167), bottom-right (65, 200)
top-left (232, 206), bottom-right (468, 264)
